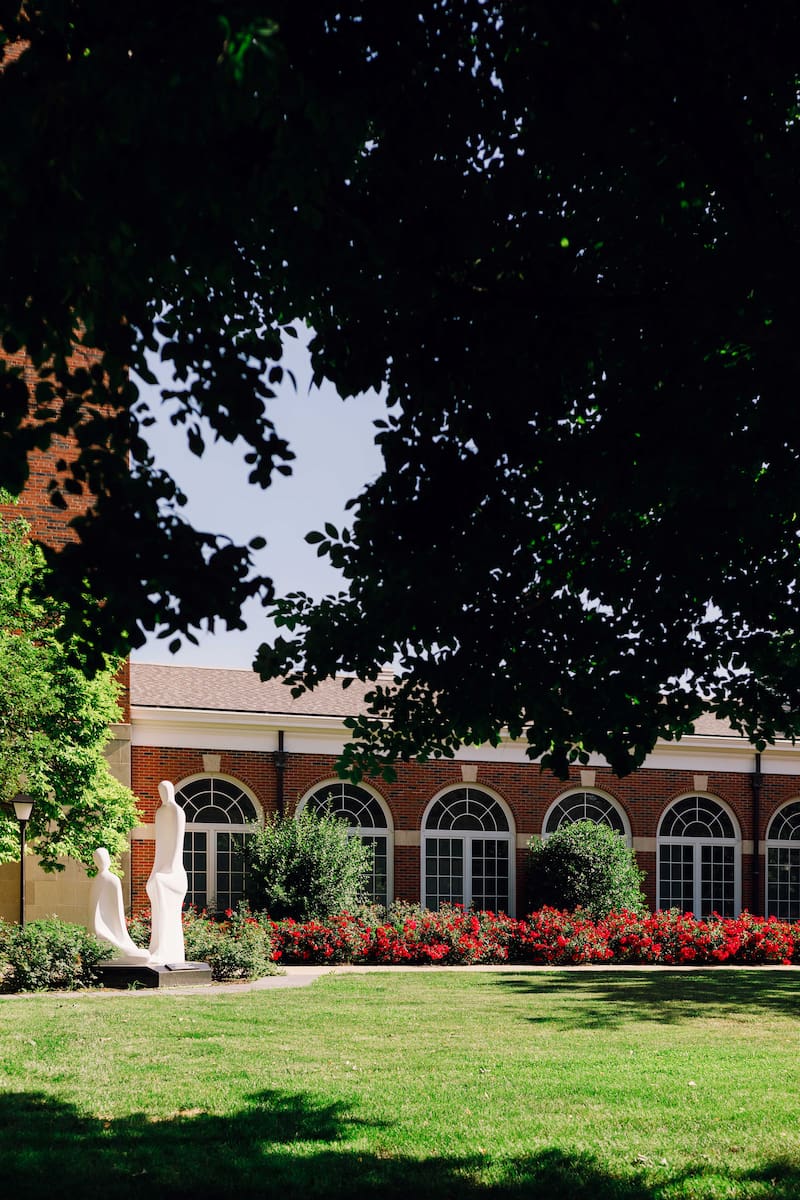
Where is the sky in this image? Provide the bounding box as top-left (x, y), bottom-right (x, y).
top-left (130, 330), bottom-right (387, 669)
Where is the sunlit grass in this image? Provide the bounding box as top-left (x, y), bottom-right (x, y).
top-left (1, 970), bottom-right (799, 1198)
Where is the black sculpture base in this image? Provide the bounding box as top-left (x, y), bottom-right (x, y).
top-left (96, 959), bottom-right (213, 989)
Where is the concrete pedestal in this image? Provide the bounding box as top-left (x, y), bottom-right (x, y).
top-left (96, 959), bottom-right (213, 989)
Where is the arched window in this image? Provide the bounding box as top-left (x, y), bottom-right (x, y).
top-left (766, 801), bottom-right (800, 921)
top-left (298, 781), bottom-right (393, 907)
top-left (421, 787), bottom-right (515, 915)
top-left (176, 776), bottom-right (260, 914)
top-left (657, 794), bottom-right (740, 917)
top-left (543, 790), bottom-right (630, 843)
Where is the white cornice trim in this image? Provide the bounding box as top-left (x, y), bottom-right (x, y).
top-left (131, 706), bottom-right (352, 753)
top-left (131, 705), bottom-right (800, 774)
top-left (643, 738), bottom-right (799, 775)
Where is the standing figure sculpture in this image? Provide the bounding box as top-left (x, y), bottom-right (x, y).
top-left (146, 779), bottom-right (188, 964)
top-left (89, 847), bottom-right (150, 960)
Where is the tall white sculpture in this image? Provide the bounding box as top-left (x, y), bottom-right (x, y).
top-left (146, 780), bottom-right (188, 964)
top-left (89, 847), bottom-right (150, 960)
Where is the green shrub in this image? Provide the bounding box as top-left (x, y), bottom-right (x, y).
top-left (126, 907), bottom-right (279, 981)
top-left (246, 808), bottom-right (373, 920)
top-left (526, 820), bottom-right (647, 919)
top-left (183, 906), bottom-right (279, 981)
top-left (0, 917), bottom-right (106, 992)
top-left (125, 912), bottom-right (151, 950)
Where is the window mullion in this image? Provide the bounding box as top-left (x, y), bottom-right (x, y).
top-left (464, 834), bottom-right (472, 909)
top-left (207, 834), bottom-right (218, 913)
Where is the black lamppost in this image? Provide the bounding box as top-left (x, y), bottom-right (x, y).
top-left (12, 791), bottom-right (34, 928)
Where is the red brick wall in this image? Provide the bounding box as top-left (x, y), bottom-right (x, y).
top-left (130, 743), bottom-right (792, 916)
top-left (0, 50), bottom-right (84, 546)
top-left (0, 346), bottom-right (104, 547)
top-left (1, 39), bottom-right (28, 69)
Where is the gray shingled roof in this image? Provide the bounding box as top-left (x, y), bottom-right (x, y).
top-left (688, 711), bottom-right (743, 738)
top-left (130, 662), bottom-right (376, 717)
top-left (130, 662), bottom-right (743, 737)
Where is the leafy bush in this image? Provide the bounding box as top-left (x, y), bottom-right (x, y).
top-left (526, 821), bottom-right (647, 919)
top-left (246, 808), bottom-right (374, 920)
top-left (269, 905), bottom-right (800, 967)
top-left (267, 911), bottom-right (371, 965)
top-left (6, 905), bottom-right (800, 989)
top-left (125, 911), bottom-right (151, 950)
top-left (270, 903), bottom-right (518, 966)
top-left (0, 917), bottom-right (106, 992)
top-left (381, 902), bottom-right (520, 964)
top-left (126, 906), bottom-right (280, 981)
top-left (518, 907), bottom-right (614, 964)
top-left (184, 906), bottom-right (278, 981)
top-left (602, 908), bottom-right (797, 965)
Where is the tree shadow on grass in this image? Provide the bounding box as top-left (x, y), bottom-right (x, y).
top-left (493, 970), bottom-right (800, 1028)
top-left (1, 1089), bottom-right (799, 1200)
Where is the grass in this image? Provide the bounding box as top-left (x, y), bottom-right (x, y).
top-left (1, 970), bottom-right (800, 1198)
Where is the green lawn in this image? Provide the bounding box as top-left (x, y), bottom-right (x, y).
top-left (2, 970), bottom-right (800, 1199)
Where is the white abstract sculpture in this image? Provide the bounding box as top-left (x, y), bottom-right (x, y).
top-left (89, 847), bottom-right (150, 960)
top-left (146, 779), bottom-right (188, 964)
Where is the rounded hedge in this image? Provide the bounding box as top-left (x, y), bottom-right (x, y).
top-left (526, 820), bottom-right (647, 919)
top-left (245, 808), bottom-right (374, 920)
top-left (0, 917), bottom-right (106, 992)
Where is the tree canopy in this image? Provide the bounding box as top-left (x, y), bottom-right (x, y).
top-left (3, 4), bottom-right (800, 774)
top-left (0, 504), bottom-right (139, 869)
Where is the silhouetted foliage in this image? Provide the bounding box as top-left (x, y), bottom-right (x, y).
top-left (3, 6), bottom-right (800, 774)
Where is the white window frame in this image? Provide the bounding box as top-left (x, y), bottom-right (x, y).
top-left (176, 773), bottom-right (262, 914)
top-left (765, 799), bottom-right (800, 921)
top-left (656, 792), bottom-right (741, 917)
top-left (420, 785), bottom-right (516, 916)
top-left (296, 779), bottom-right (394, 906)
top-left (542, 788), bottom-right (632, 846)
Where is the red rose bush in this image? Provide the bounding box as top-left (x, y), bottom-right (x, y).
top-left (267, 905), bottom-right (800, 967)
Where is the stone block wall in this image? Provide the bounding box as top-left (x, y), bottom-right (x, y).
top-left (0, 723), bottom-right (132, 925)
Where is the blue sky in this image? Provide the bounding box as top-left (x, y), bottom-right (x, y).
top-left (131, 330), bottom-right (387, 668)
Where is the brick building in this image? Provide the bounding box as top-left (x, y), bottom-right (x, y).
top-left (4, 623), bottom-right (800, 925)
top-left (127, 662), bottom-right (800, 923)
